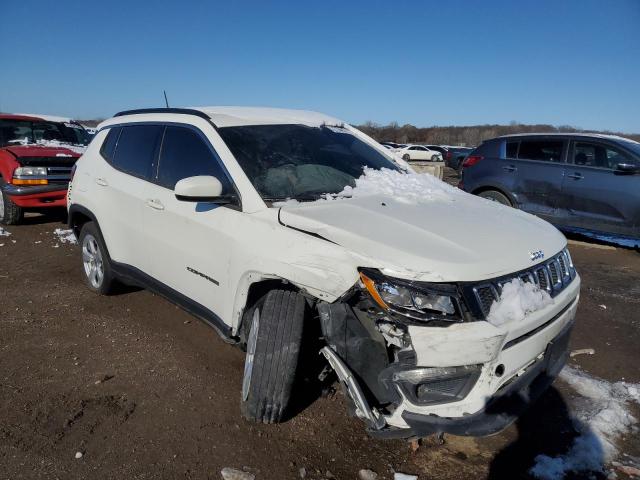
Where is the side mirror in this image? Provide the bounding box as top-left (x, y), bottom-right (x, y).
top-left (174, 175), bottom-right (236, 204)
top-left (614, 163), bottom-right (639, 174)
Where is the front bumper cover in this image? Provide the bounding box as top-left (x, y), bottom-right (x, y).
top-left (1, 183), bottom-right (69, 196)
top-left (372, 318), bottom-right (573, 439)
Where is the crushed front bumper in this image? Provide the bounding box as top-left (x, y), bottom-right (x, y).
top-left (380, 318), bottom-right (573, 438)
top-left (320, 274), bottom-right (580, 439)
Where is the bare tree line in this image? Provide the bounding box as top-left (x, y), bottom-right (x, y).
top-left (356, 121), bottom-right (640, 147)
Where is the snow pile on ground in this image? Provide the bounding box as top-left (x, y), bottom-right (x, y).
top-left (0, 227), bottom-right (11, 237)
top-left (54, 228), bottom-right (77, 245)
top-left (487, 278), bottom-right (553, 326)
top-left (339, 167), bottom-right (462, 203)
top-left (531, 366), bottom-right (640, 479)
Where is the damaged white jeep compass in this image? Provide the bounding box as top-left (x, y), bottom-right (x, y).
top-left (68, 107), bottom-right (580, 438)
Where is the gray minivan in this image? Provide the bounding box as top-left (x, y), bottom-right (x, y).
top-left (460, 133), bottom-right (640, 247)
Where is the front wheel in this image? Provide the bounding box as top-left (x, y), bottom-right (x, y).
top-left (241, 289), bottom-right (306, 423)
top-left (478, 190), bottom-right (513, 207)
top-left (0, 183), bottom-right (24, 225)
top-left (402, 154), bottom-right (410, 161)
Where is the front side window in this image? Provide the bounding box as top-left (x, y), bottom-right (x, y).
top-left (518, 140), bottom-right (564, 162)
top-left (157, 126), bottom-right (232, 191)
top-left (217, 124), bottom-right (400, 200)
top-left (574, 142), bottom-right (637, 169)
top-left (110, 125), bottom-right (163, 180)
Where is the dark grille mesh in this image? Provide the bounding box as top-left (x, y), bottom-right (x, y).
top-left (476, 286), bottom-right (496, 315)
top-left (536, 268), bottom-right (548, 290)
top-left (558, 255), bottom-right (568, 277)
top-left (549, 262), bottom-right (559, 284)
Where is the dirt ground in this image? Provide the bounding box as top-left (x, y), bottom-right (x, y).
top-left (1, 206), bottom-right (639, 480)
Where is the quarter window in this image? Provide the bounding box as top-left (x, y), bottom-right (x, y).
top-left (157, 126), bottom-right (232, 191)
top-left (518, 140), bottom-right (564, 162)
top-left (111, 125), bottom-right (163, 180)
top-left (99, 127), bottom-right (121, 163)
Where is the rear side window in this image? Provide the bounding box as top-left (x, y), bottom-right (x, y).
top-left (99, 127), bottom-right (121, 163)
top-left (506, 141), bottom-right (518, 158)
top-left (518, 140), bottom-right (564, 162)
top-left (111, 125), bottom-right (164, 180)
top-left (157, 126), bottom-right (232, 191)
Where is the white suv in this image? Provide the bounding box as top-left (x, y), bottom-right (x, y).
top-left (68, 107), bottom-right (580, 437)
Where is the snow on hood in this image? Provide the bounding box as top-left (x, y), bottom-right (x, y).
top-left (4, 139), bottom-right (86, 156)
top-left (277, 169), bottom-right (566, 282)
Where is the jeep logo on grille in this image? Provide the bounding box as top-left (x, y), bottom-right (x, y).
top-left (529, 250), bottom-right (545, 262)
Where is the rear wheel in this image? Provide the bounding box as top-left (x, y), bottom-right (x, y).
top-left (241, 289), bottom-right (306, 423)
top-left (402, 154), bottom-right (410, 161)
top-left (478, 189), bottom-right (513, 207)
top-left (79, 222), bottom-right (116, 295)
top-left (0, 181), bottom-right (24, 225)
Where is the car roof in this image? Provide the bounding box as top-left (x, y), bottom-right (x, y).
top-left (0, 113), bottom-right (49, 122)
top-left (12, 113), bottom-right (76, 123)
top-left (107, 106), bottom-right (345, 128)
top-left (497, 132), bottom-right (639, 143)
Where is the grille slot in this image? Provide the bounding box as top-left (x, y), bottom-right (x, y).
top-left (548, 262), bottom-right (559, 285)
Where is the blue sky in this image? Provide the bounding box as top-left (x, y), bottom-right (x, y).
top-left (1, 0), bottom-right (638, 132)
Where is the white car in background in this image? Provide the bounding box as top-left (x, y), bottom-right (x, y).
top-left (397, 144), bottom-right (443, 162)
top-left (68, 106), bottom-right (579, 438)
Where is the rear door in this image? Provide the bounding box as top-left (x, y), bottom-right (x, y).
top-left (506, 138), bottom-right (567, 221)
top-left (93, 124), bottom-right (163, 271)
top-left (559, 140), bottom-right (640, 237)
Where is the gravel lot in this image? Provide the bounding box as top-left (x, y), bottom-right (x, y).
top-left (1, 202), bottom-right (639, 479)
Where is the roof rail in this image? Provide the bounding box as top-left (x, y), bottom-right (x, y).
top-left (113, 108), bottom-right (211, 121)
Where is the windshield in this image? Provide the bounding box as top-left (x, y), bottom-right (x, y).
top-left (218, 124), bottom-right (401, 200)
top-left (0, 119), bottom-right (90, 148)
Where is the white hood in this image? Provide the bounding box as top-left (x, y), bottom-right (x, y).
top-left (278, 193), bottom-right (566, 282)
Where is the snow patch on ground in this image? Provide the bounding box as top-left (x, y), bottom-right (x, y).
top-left (54, 228), bottom-right (77, 245)
top-left (487, 278), bottom-right (553, 326)
top-left (530, 366), bottom-right (640, 479)
top-left (0, 227), bottom-right (11, 237)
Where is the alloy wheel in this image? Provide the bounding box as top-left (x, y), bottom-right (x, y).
top-left (82, 234), bottom-right (104, 289)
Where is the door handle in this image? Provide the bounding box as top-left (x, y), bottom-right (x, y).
top-left (502, 165), bottom-right (517, 172)
top-left (567, 173), bottom-right (583, 180)
top-left (95, 177), bottom-right (108, 186)
top-left (146, 199), bottom-right (165, 211)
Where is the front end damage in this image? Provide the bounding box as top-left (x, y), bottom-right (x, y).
top-left (317, 254), bottom-right (580, 439)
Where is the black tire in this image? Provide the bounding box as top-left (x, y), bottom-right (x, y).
top-left (79, 222), bottom-right (116, 295)
top-left (402, 154), bottom-right (410, 161)
top-left (478, 189), bottom-right (513, 207)
top-left (0, 182), bottom-right (24, 225)
top-left (241, 289), bottom-right (306, 424)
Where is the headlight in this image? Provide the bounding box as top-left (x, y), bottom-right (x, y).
top-left (14, 166), bottom-right (47, 177)
top-left (359, 269), bottom-right (462, 323)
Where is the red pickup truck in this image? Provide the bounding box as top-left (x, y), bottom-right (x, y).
top-left (0, 114), bottom-right (89, 225)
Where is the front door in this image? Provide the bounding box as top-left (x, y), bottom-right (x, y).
top-left (143, 124), bottom-right (240, 323)
top-left (559, 140), bottom-right (640, 238)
